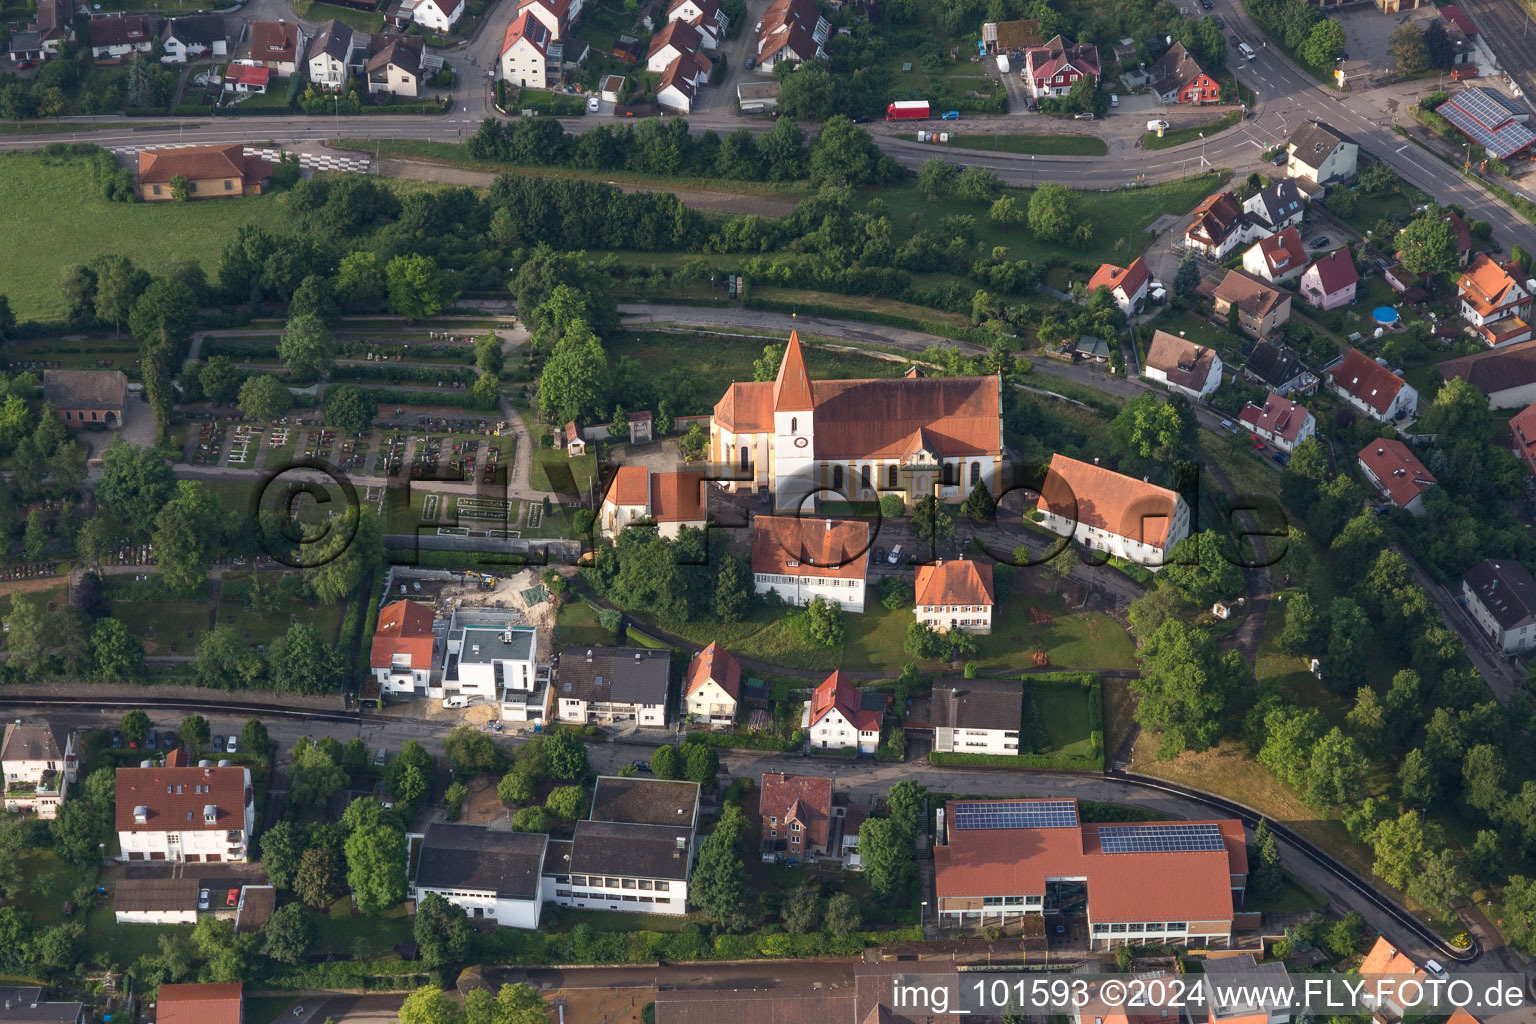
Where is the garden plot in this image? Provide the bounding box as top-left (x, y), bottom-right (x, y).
top-left (452, 496), bottom-right (514, 523)
top-left (421, 494), bottom-right (442, 522)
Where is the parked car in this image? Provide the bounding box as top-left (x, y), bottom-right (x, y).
top-left (1073, 111), bottom-right (1095, 120)
top-left (213, 735), bottom-right (226, 753)
top-left (162, 732), bottom-right (177, 750)
top-left (630, 759), bottom-right (654, 773)
top-left (744, 55), bottom-right (755, 70)
top-left (1147, 119), bottom-right (1169, 131)
top-left (1212, 14), bottom-right (1225, 27)
top-left (1309, 235), bottom-right (1331, 249)
top-left (374, 748), bottom-right (388, 766)
top-left (225, 735), bottom-right (238, 754)
top-left (888, 544), bottom-right (903, 565)
top-left (587, 96), bottom-right (600, 112)
top-left (16, 60), bottom-right (34, 69)
top-left (1272, 451), bottom-right (1290, 466)
top-left (111, 731), bottom-right (123, 749)
top-left (1200, 0), bottom-right (1213, 8)
top-left (1110, 94), bottom-right (1118, 107)
top-left (1424, 959), bottom-right (1446, 976)
top-left (1219, 419), bottom-right (1236, 434)
top-left (226, 888), bottom-right (239, 908)
top-left (1251, 436), bottom-right (1266, 449)
top-left (941, 110), bottom-right (960, 120)
top-left (198, 889), bottom-right (211, 911)
top-left (1271, 151), bottom-right (1288, 166)
top-left (147, 729), bottom-right (159, 748)
top-left (443, 695), bottom-right (471, 709)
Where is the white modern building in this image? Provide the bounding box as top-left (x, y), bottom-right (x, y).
top-left (442, 612), bottom-right (539, 708)
top-left (931, 679), bottom-right (1022, 756)
top-left (1, 721), bottom-right (76, 819)
top-left (1037, 453), bottom-right (1192, 569)
top-left (552, 647), bottom-right (669, 727)
top-left (116, 754), bottom-right (255, 863)
top-left (750, 515), bottom-right (868, 613)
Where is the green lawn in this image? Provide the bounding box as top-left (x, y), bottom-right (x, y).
top-left (1030, 681), bottom-right (1096, 757)
top-left (245, 998), bottom-right (301, 1024)
top-left (0, 151), bottom-right (293, 321)
top-left (304, 1), bottom-right (385, 32)
top-left (313, 895), bottom-right (412, 957)
top-left (109, 598), bottom-right (210, 655)
top-left (1143, 111), bottom-right (1243, 151)
top-left (555, 599), bottom-right (616, 648)
top-left (540, 906), bottom-right (693, 932)
top-left (529, 445), bottom-right (598, 495)
top-left (898, 132), bottom-right (1108, 156)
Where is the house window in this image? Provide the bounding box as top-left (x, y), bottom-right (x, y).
top-left (225, 179), bottom-right (234, 191)
top-left (887, 464), bottom-right (899, 488)
top-left (790, 417), bottom-right (797, 432)
top-left (152, 185), bottom-right (162, 195)
top-left (740, 445), bottom-right (750, 470)
top-left (188, 181), bottom-right (197, 193)
top-left (942, 463), bottom-right (956, 486)
top-left (832, 465), bottom-right (844, 491)
top-left (655, 882), bottom-right (669, 891)
top-left (861, 465), bottom-right (871, 491)
top-left (970, 461), bottom-right (981, 486)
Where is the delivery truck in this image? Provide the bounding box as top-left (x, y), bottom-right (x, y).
top-left (886, 99), bottom-right (930, 120)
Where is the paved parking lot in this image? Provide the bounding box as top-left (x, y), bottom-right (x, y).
top-left (1336, 4), bottom-right (1441, 72)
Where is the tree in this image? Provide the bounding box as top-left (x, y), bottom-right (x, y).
top-left (1389, 23), bottom-right (1430, 73)
top-left (543, 728), bottom-right (589, 779)
top-left (1027, 182), bottom-right (1076, 242)
top-left (1466, 830), bottom-right (1503, 888)
top-left (917, 157), bottom-right (958, 200)
top-left (239, 374), bottom-right (292, 424)
top-left (474, 333), bottom-right (505, 376)
top-left (808, 115), bottom-right (888, 186)
top-left (859, 816), bottom-right (912, 900)
top-left (1368, 810), bottom-right (1431, 889)
top-left (714, 552), bottom-right (751, 623)
top-left (261, 903), bottom-right (314, 965)
top-left (1277, 591), bottom-right (1323, 656)
top-left (1302, 18), bottom-right (1346, 67)
top-left (48, 440), bottom-right (87, 493)
top-left (804, 595), bottom-right (844, 647)
top-left (96, 443), bottom-right (176, 533)
top-left (955, 166), bottom-right (1003, 204)
top-left (1408, 849), bottom-right (1465, 918)
top-left (153, 480), bottom-right (223, 591)
top-left (399, 986), bottom-right (464, 1024)
top-left (775, 59), bottom-right (836, 120)
top-left (289, 739), bottom-right (347, 811)
top-left (783, 886), bottom-right (823, 934)
top-left (86, 615), bottom-right (145, 682)
top-left (510, 806), bottom-right (550, 832)
top-left (259, 820), bottom-right (305, 891)
top-left (120, 709), bottom-right (151, 749)
top-left (989, 195), bottom-right (1023, 225)
top-left (1109, 393), bottom-right (1192, 462)
top-left (294, 845), bottom-right (343, 910)
top-left (1134, 619), bottom-right (1242, 758)
top-left (463, 985), bottom-right (546, 1024)
top-left (1397, 747), bottom-right (1437, 806)
top-left (1258, 707), bottom-right (1325, 790)
top-left (537, 320), bottom-right (607, 426)
top-left (1249, 819), bottom-right (1284, 901)
top-left (825, 890), bottom-right (861, 937)
top-left (1302, 727), bottom-right (1369, 808)
top-left (887, 780), bottom-right (927, 838)
top-left (415, 892), bottom-right (471, 968)
top-left (544, 785), bottom-right (588, 821)
top-left (691, 804), bottom-right (751, 924)
top-left (961, 480), bottom-right (995, 521)
top-left (680, 742), bottom-right (719, 784)
top-left (1346, 686), bottom-right (1384, 736)
top-left (1174, 253), bottom-right (1201, 300)
top-left (1462, 743), bottom-right (1507, 817)
top-left (497, 769), bottom-right (534, 805)
top-left (323, 385), bottom-right (377, 435)
top-left (278, 312), bottom-right (335, 381)
top-left (346, 822), bottom-right (407, 914)
top-left (1396, 215), bottom-right (1459, 276)
top-left (179, 714), bottom-right (211, 754)
top-left (128, 279), bottom-right (197, 349)
top-left (1162, 530), bottom-right (1242, 607)
top-left (387, 254), bottom-right (450, 320)
top-left (93, 255), bottom-right (146, 339)
top-left (269, 622), bottom-right (343, 695)
top-left (651, 744), bottom-right (681, 780)
top-left (911, 495), bottom-right (955, 547)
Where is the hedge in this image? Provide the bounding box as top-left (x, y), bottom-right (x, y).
top-left (682, 730), bottom-right (798, 752)
top-left (467, 924), bottom-right (919, 967)
top-left (264, 960), bottom-right (431, 991)
top-left (928, 750), bottom-right (1102, 771)
top-left (330, 364), bottom-right (479, 385)
top-left (366, 387), bottom-right (495, 410)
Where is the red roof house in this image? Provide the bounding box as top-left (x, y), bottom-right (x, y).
top-left (370, 600), bottom-right (434, 692)
top-left (682, 641), bottom-right (742, 723)
top-left (1024, 34), bottom-right (1099, 99)
top-left (1300, 249), bottom-right (1358, 310)
top-left (1328, 349), bottom-right (1419, 421)
top-left (805, 670), bottom-right (883, 753)
top-left (1150, 41), bottom-right (1220, 104)
top-left (758, 772), bottom-right (833, 858)
top-left (1086, 257), bottom-right (1152, 316)
top-left (914, 559), bottom-right (996, 634)
top-left (1237, 392), bottom-right (1316, 452)
top-left (1358, 439), bottom-right (1437, 514)
top-left (156, 984), bottom-right (244, 1024)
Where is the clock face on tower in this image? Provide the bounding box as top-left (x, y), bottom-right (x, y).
top-left (793, 437), bottom-right (809, 448)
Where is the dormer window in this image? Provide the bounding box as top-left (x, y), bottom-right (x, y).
top-left (203, 804), bottom-right (218, 825)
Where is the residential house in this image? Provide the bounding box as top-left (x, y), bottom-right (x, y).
top-left (136, 144), bottom-right (272, 201)
top-left (737, 79), bottom-right (779, 111)
top-left (557, 777), bottom-right (700, 916)
top-left (517, 0), bottom-right (581, 40)
top-left (499, 10), bottom-right (556, 85)
top-left (668, 0), bottom-right (728, 48)
top-left (803, 670), bottom-right (883, 754)
top-left (1286, 121), bottom-right (1358, 186)
top-left (160, 15), bottom-right (226, 62)
top-left (1184, 191), bottom-right (1248, 259)
top-left (1242, 178), bottom-right (1306, 234)
top-left (1358, 937), bottom-right (1426, 1021)
top-left (682, 641), bottom-right (741, 725)
top-left (646, 20), bottom-right (702, 72)
top-left (0, 989), bottom-right (84, 1024)
top-left (116, 752), bottom-right (254, 862)
top-left (710, 332), bottom-right (1003, 512)
top-left (1214, 270), bottom-right (1291, 339)
top-left (8, 30), bottom-right (43, 61)
top-left (88, 15), bottom-right (154, 60)
top-left (1242, 225), bottom-right (1308, 285)
top-left (933, 798), bottom-right (1247, 948)
top-left (913, 559), bottom-right (995, 635)
top-left (412, 823), bottom-right (548, 928)
top-left (1358, 439), bottom-right (1437, 515)
top-left (1037, 453), bottom-right (1192, 568)
top-left (552, 646), bottom-right (669, 727)
top-left (1462, 558), bottom-right (1536, 654)
top-left (657, 49), bottom-right (711, 113)
top-left (754, 0), bottom-right (827, 72)
top-left (1438, 340), bottom-right (1536, 408)
top-left (35, 0), bottom-right (74, 58)
top-left (1143, 330), bottom-right (1223, 400)
top-left (410, 0), bottom-right (464, 34)
top-left (598, 465), bottom-right (708, 540)
top-left (1197, 955), bottom-right (1294, 1024)
top-left (1085, 257), bottom-right (1151, 316)
top-left (1024, 34), bottom-right (1099, 98)
top-left (1300, 250), bottom-right (1358, 310)
top-left (366, 35), bottom-right (425, 97)
top-left (1149, 41), bottom-right (1220, 104)
top-left (242, 20), bottom-right (305, 75)
top-left (112, 877), bottom-right (200, 925)
top-left (1458, 253), bottom-right (1533, 347)
top-left (307, 20), bottom-right (359, 90)
top-left (1512, 401), bottom-right (1536, 475)
top-left (42, 369), bottom-right (126, 428)
top-left (758, 772), bottom-right (833, 861)
top-left (749, 514), bottom-right (869, 614)
top-left (931, 678), bottom-right (1022, 756)
top-left (1244, 339), bottom-right (1314, 394)
top-left (1328, 349), bottom-right (1418, 421)
top-left (369, 599), bottom-right (434, 697)
top-left (1437, 87), bottom-right (1536, 161)
top-left (1237, 392), bottom-right (1316, 453)
top-left (1, 721), bottom-right (76, 819)
top-left (224, 63), bottom-right (271, 94)
top-left (441, 611), bottom-right (538, 710)
top-left (155, 985), bottom-right (243, 1024)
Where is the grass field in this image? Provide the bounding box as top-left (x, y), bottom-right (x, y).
top-left (1029, 681), bottom-right (1096, 756)
top-left (530, 445), bottom-right (598, 494)
top-left (313, 895), bottom-right (412, 957)
top-left (304, 1), bottom-right (385, 32)
top-left (897, 132), bottom-right (1108, 156)
top-left (0, 151), bottom-right (292, 321)
top-left (1143, 111), bottom-right (1243, 151)
top-left (555, 599), bottom-right (616, 648)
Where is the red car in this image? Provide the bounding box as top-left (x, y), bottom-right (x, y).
top-left (1251, 435), bottom-right (1265, 449)
top-left (17, 60), bottom-right (35, 69)
top-left (226, 888), bottom-right (239, 907)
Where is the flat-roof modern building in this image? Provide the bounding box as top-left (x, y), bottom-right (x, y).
top-left (932, 798), bottom-right (1247, 949)
top-left (441, 610), bottom-right (540, 717)
top-left (561, 776), bottom-right (700, 916)
top-left (1198, 953), bottom-right (1293, 1024)
top-left (0, 989), bottom-right (84, 1024)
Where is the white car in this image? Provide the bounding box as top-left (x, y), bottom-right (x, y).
top-left (443, 695), bottom-right (471, 709)
top-left (198, 888), bottom-right (211, 910)
top-left (587, 96), bottom-right (600, 112)
top-left (887, 544), bottom-right (903, 565)
top-left (1147, 119), bottom-right (1169, 131)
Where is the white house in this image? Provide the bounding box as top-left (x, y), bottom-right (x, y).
top-left (113, 877), bottom-right (200, 925)
top-left (1458, 254), bottom-right (1533, 347)
top-left (682, 641), bottom-right (741, 726)
top-left (1358, 439), bottom-right (1437, 516)
top-left (410, 0), bottom-right (464, 33)
top-left (1143, 330), bottom-right (1223, 401)
top-left (657, 50), bottom-right (711, 113)
top-left (914, 559), bottom-right (995, 634)
top-left (1241, 225), bottom-right (1308, 285)
top-left (160, 15), bottom-right (227, 63)
top-left (499, 11), bottom-right (553, 87)
top-left (647, 19), bottom-right (702, 72)
top-left (931, 679), bottom-right (1021, 756)
top-left (442, 612), bottom-right (538, 708)
top-left (89, 15), bottom-right (155, 60)
top-left (412, 824), bottom-right (548, 928)
top-left (1183, 191), bottom-right (1249, 259)
top-left (1329, 349), bottom-right (1418, 422)
top-left (755, 0), bottom-right (828, 71)
top-left (517, 0), bottom-right (581, 40)
top-left (1462, 558), bottom-right (1536, 654)
top-left (750, 515), bottom-right (868, 614)
top-left (552, 647), bottom-right (669, 727)
top-left (802, 670), bottom-right (883, 754)
top-left (370, 599), bottom-right (435, 698)
top-left (1037, 453), bottom-right (1192, 569)
top-left (116, 754), bottom-right (255, 863)
top-left (307, 20), bottom-right (358, 90)
top-left (668, 0), bottom-right (728, 48)
top-left (1237, 392), bottom-right (1316, 454)
top-left (1241, 178), bottom-right (1306, 234)
top-left (1287, 121), bottom-right (1358, 187)
top-left (598, 465), bottom-right (707, 540)
top-left (366, 36), bottom-right (424, 97)
top-left (1, 721), bottom-right (76, 820)
top-left (1085, 257), bottom-right (1151, 317)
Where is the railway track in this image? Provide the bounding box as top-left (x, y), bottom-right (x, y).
top-left (1454, 0), bottom-right (1536, 111)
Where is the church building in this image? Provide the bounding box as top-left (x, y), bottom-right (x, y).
top-left (710, 333), bottom-right (1005, 511)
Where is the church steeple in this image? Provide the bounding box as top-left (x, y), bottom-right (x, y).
top-left (772, 331), bottom-right (814, 412)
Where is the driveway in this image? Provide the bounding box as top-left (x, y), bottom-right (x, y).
top-left (691, 0), bottom-right (776, 113)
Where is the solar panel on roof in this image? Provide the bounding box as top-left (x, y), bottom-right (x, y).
top-left (1098, 823), bottom-right (1226, 853)
top-left (1456, 88), bottom-right (1514, 130)
top-left (1439, 96), bottom-right (1536, 159)
top-left (952, 800), bottom-right (1079, 830)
